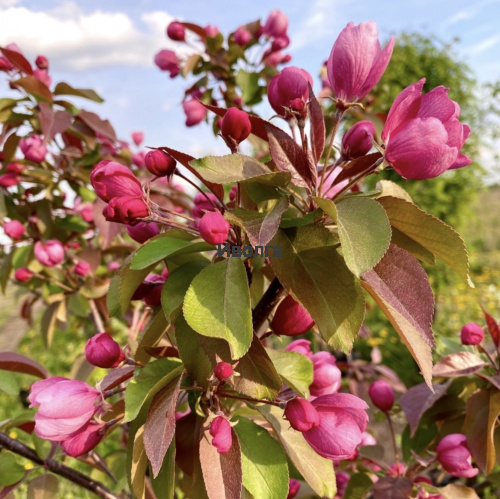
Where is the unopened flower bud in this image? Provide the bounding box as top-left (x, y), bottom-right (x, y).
top-left (205, 25), bottom-right (220, 38)
top-left (20, 135), bottom-right (47, 163)
top-left (33, 69), bottom-right (51, 87)
top-left (85, 332), bottom-right (125, 368)
top-left (154, 50), bottom-right (180, 78)
top-left (14, 267), bottom-right (33, 282)
top-left (268, 67), bottom-right (313, 118)
top-left (145, 150), bottom-right (177, 177)
top-left (310, 351), bottom-right (341, 397)
top-left (131, 131), bottom-right (144, 146)
top-left (198, 212), bottom-right (230, 245)
top-left (368, 380), bottom-right (394, 412)
top-left (287, 479), bottom-right (301, 499)
top-left (127, 222), bottom-right (160, 244)
top-left (209, 416), bottom-right (232, 453)
top-left (74, 261), bottom-right (91, 277)
top-left (213, 362), bottom-right (233, 381)
top-left (263, 10), bottom-right (288, 38)
top-left (0, 173), bottom-right (19, 187)
top-left (460, 322), bottom-right (484, 346)
top-left (183, 99), bottom-right (207, 127)
top-left (193, 193), bottom-right (219, 218)
top-left (436, 433), bottom-right (478, 478)
top-left (271, 295), bottom-right (315, 336)
top-left (103, 196), bottom-right (149, 225)
top-left (167, 21), bottom-right (186, 42)
top-left (61, 422), bottom-right (104, 457)
top-left (34, 240), bottom-right (65, 267)
top-left (4, 220), bottom-right (24, 239)
top-left (285, 398), bottom-right (320, 432)
top-left (35, 55), bottom-right (49, 69)
top-left (341, 121), bottom-right (375, 159)
top-left (220, 108), bottom-right (251, 147)
top-left (234, 27), bottom-right (251, 46)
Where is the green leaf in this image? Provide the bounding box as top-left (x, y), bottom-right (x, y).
top-left (266, 349), bottom-right (313, 398)
top-left (378, 196), bottom-right (472, 286)
top-left (257, 405), bottom-right (337, 498)
top-left (161, 260), bottom-right (209, 321)
top-left (0, 370), bottom-right (19, 395)
top-left (130, 425), bottom-right (148, 499)
top-left (236, 70), bottom-right (261, 105)
top-left (189, 154), bottom-right (290, 186)
top-left (53, 82), bottom-right (104, 102)
top-left (269, 226), bottom-right (365, 352)
top-left (124, 357), bottom-right (183, 423)
top-left (391, 227), bottom-right (436, 265)
top-left (0, 452), bottom-right (25, 486)
top-left (234, 417), bottom-right (289, 499)
top-left (40, 301), bottom-right (63, 348)
top-left (279, 209), bottom-right (322, 228)
top-left (0, 250), bottom-right (13, 293)
top-left (225, 197), bottom-right (289, 247)
top-left (343, 473), bottom-right (373, 499)
top-left (150, 440), bottom-right (176, 499)
top-left (316, 197), bottom-right (392, 277)
top-left (135, 309), bottom-right (169, 364)
top-left (183, 258), bottom-right (252, 359)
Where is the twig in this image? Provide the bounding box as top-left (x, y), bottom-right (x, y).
top-left (252, 278), bottom-right (286, 333)
top-left (89, 299), bottom-right (105, 333)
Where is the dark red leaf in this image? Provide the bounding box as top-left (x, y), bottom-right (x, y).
top-left (78, 110), bottom-right (117, 142)
top-left (143, 346), bottom-right (180, 358)
top-left (0, 47), bottom-right (33, 75)
top-left (0, 352), bottom-right (48, 379)
top-left (12, 76), bottom-right (52, 102)
top-left (308, 84), bottom-right (325, 165)
top-left (432, 352), bottom-right (486, 378)
top-left (176, 413), bottom-right (203, 476)
top-left (2, 133), bottom-right (21, 163)
top-left (100, 366), bottom-right (135, 391)
top-left (144, 375), bottom-right (182, 477)
top-left (181, 22), bottom-right (207, 39)
top-left (373, 477), bottom-right (413, 499)
top-left (481, 306), bottom-right (500, 347)
top-left (335, 152), bottom-right (383, 184)
top-left (200, 426), bottom-right (242, 499)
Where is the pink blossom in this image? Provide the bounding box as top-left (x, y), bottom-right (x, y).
top-left (154, 49), bottom-right (180, 77)
top-left (102, 196), bottom-right (149, 225)
top-left (33, 68), bottom-right (51, 87)
top-left (35, 55), bottom-right (49, 69)
top-left (34, 240), bottom-right (65, 267)
top-left (342, 121), bottom-right (375, 159)
top-left (436, 433), bottom-right (479, 478)
top-left (85, 332), bottom-right (125, 368)
top-left (198, 211), bottom-right (230, 245)
top-left (234, 27), bottom-right (252, 46)
top-left (4, 220), bottom-right (24, 239)
top-left (327, 21), bottom-right (394, 102)
top-left (271, 295), bottom-right (315, 336)
top-left (213, 362), bottom-right (233, 382)
top-left (193, 192), bottom-right (219, 218)
top-left (167, 21), bottom-right (186, 42)
top-left (183, 98), bottom-right (207, 127)
top-left (14, 267), bottom-right (33, 282)
top-left (285, 339), bottom-right (312, 358)
top-left (74, 261), bottom-right (91, 277)
top-left (126, 222), bottom-right (160, 244)
top-left (284, 398), bottom-right (320, 432)
top-left (132, 151), bottom-right (146, 168)
top-left (131, 131), bottom-right (144, 146)
top-left (382, 79), bottom-right (471, 179)
top-left (145, 150), bottom-right (176, 177)
top-left (263, 10), bottom-right (288, 38)
top-left (61, 422), bottom-right (105, 457)
top-left (210, 416), bottom-right (232, 453)
top-left (268, 67), bottom-right (313, 118)
top-left (205, 25), bottom-right (220, 38)
top-left (368, 380), bottom-right (394, 412)
top-left (310, 351), bottom-right (341, 397)
top-left (220, 107), bottom-right (252, 146)
top-left (90, 161), bottom-right (143, 203)
top-left (460, 322), bottom-right (484, 346)
top-left (318, 166), bottom-right (349, 198)
top-left (20, 135), bottom-right (47, 163)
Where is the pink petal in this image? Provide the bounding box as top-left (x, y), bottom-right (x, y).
top-left (436, 433), bottom-right (468, 452)
top-left (312, 393), bottom-right (369, 431)
top-left (359, 35), bottom-right (395, 98)
top-left (417, 86), bottom-right (455, 122)
top-left (34, 410), bottom-right (97, 441)
top-left (449, 153), bottom-right (472, 169)
top-left (28, 377), bottom-right (67, 407)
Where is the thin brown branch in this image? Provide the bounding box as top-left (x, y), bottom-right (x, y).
top-left (252, 277), bottom-right (286, 333)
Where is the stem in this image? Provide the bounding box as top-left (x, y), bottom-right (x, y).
top-left (386, 412), bottom-right (400, 472)
top-left (252, 278), bottom-right (286, 333)
top-left (174, 170), bottom-right (226, 212)
top-left (152, 214), bottom-right (199, 235)
top-left (152, 204), bottom-right (197, 223)
top-left (36, 274), bottom-right (74, 293)
top-left (89, 299), bottom-right (105, 333)
top-left (218, 392), bottom-right (281, 407)
top-left (478, 345), bottom-right (500, 373)
top-left (0, 432), bottom-right (121, 499)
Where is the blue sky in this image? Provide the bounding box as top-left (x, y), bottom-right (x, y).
top-left (0, 0), bottom-right (499, 158)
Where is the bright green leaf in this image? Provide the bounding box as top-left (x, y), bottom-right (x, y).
top-left (236, 70), bottom-right (261, 104)
top-left (53, 82), bottom-right (104, 102)
top-left (0, 452), bottom-right (25, 486)
top-left (0, 370), bottom-right (19, 395)
top-left (266, 349), bottom-right (313, 398)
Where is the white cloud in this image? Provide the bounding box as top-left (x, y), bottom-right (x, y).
top-left (0, 2), bottom-right (190, 70)
top-left (466, 34), bottom-right (500, 56)
top-left (0, 0), bottom-right (19, 7)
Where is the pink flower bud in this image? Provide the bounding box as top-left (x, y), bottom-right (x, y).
top-left (198, 212), bottom-right (230, 245)
top-left (103, 196), bottom-right (149, 225)
top-left (213, 362), bottom-right (233, 381)
top-left (183, 98), bottom-right (207, 127)
top-left (285, 398), bottom-right (320, 432)
top-left (108, 262), bottom-right (120, 272)
top-left (74, 261), bottom-right (91, 277)
top-left (131, 131), bottom-right (144, 146)
top-left (264, 10), bottom-right (288, 38)
top-left (359, 431), bottom-right (377, 447)
top-left (78, 203), bottom-right (94, 223)
top-left (327, 21), bottom-right (395, 102)
top-left (336, 472), bottom-right (350, 498)
top-left (368, 380), bottom-right (394, 412)
top-left (34, 240), bottom-right (65, 267)
top-left (460, 322), bottom-right (484, 345)
top-left (6, 162), bottom-right (23, 175)
top-left (209, 416), bottom-right (232, 453)
top-left (29, 378), bottom-right (101, 441)
top-left (193, 192), bottom-right (218, 218)
top-left (382, 79), bottom-right (471, 179)
top-left (4, 220), bottom-right (24, 239)
top-left (287, 479), bottom-right (301, 499)
top-left (271, 35), bottom-right (290, 52)
top-left (145, 150), bottom-right (177, 177)
top-left (341, 121), bottom-right (376, 159)
top-left (167, 21), bottom-right (186, 41)
top-left (310, 351), bottom-right (341, 397)
top-left (220, 107), bottom-right (252, 146)
top-left (271, 295), bottom-right (315, 336)
top-left (20, 135), bottom-right (47, 163)
top-left (436, 433), bottom-right (478, 478)
top-left (154, 49), bottom-right (180, 78)
top-left (126, 222), bottom-right (160, 244)
top-left (14, 267), bottom-right (33, 282)
top-left (234, 27), bottom-right (252, 46)
top-left (268, 67), bottom-right (313, 118)
top-left (35, 55), bottom-right (49, 69)
top-left (90, 161), bottom-right (143, 203)
top-left (285, 339), bottom-right (312, 358)
top-left (132, 151), bottom-right (146, 168)
top-left (85, 332), bottom-right (125, 368)
top-left (61, 421), bottom-right (104, 457)
top-left (229, 185), bottom-right (238, 202)
top-left (0, 173), bottom-right (19, 187)
top-left (33, 68), bottom-right (51, 87)
top-left (205, 25), bottom-right (220, 38)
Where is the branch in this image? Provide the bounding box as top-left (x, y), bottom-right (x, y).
top-left (0, 432), bottom-right (122, 499)
top-left (252, 277), bottom-right (285, 333)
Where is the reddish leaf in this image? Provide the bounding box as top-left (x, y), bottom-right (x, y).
top-left (373, 477), bottom-right (413, 499)
top-left (176, 413), bottom-right (205, 477)
top-left (400, 381), bottom-right (451, 437)
top-left (181, 22), bottom-right (207, 39)
top-left (0, 47), bottom-right (33, 74)
top-left (482, 307), bottom-right (500, 348)
top-left (200, 426), bottom-right (242, 499)
top-left (335, 152), bottom-right (383, 184)
top-left (2, 133), bottom-right (21, 163)
top-left (100, 365), bottom-right (135, 391)
top-left (144, 375), bottom-right (182, 477)
top-left (0, 352), bottom-right (48, 379)
top-left (160, 145), bottom-right (224, 201)
top-left (267, 125), bottom-right (316, 189)
top-left (40, 104), bottom-right (71, 143)
top-left (308, 84), bottom-right (325, 165)
top-left (76, 248), bottom-right (102, 273)
top-left (78, 110), bottom-right (117, 142)
top-left (432, 352), bottom-right (486, 378)
top-left (13, 76), bottom-right (52, 102)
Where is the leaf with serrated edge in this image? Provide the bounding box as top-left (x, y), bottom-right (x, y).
top-left (433, 352), bottom-right (486, 378)
top-left (391, 227), bottom-right (436, 266)
top-left (150, 440), bottom-right (175, 499)
top-left (183, 258), bottom-right (252, 359)
top-left (257, 404), bottom-right (336, 498)
top-left (266, 349), bottom-right (313, 398)
top-left (377, 196), bottom-right (472, 286)
top-left (200, 426), bottom-right (242, 499)
top-left (376, 180), bottom-right (413, 202)
top-left (269, 226), bottom-right (365, 352)
top-left (234, 417), bottom-right (289, 499)
top-left (316, 197), bottom-right (391, 277)
top-left (481, 306), bottom-right (500, 348)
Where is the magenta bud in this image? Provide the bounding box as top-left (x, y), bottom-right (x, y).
top-left (268, 67), bottom-right (313, 118)
top-left (0, 173), bottom-right (19, 188)
top-left (271, 295), bottom-right (315, 336)
top-left (460, 322), bottom-right (484, 345)
top-left (263, 9), bottom-right (288, 38)
top-left (209, 416), bottom-right (232, 453)
top-left (20, 135), bottom-right (47, 163)
top-left (436, 433), bottom-right (479, 478)
top-left (229, 185), bottom-right (238, 202)
top-left (4, 220), bottom-right (25, 239)
top-left (368, 380), bottom-right (394, 412)
top-left (90, 161), bottom-right (143, 203)
top-left (221, 107), bottom-right (252, 146)
top-left (287, 479), bottom-right (301, 499)
top-left (193, 192), bottom-right (218, 218)
top-left (102, 196), bottom-right (149, 225)
top-left (74, 261), bottom-right (91, 277)
top-left (310, 351), bottom-right (341, 397)
top-left (154, 49), bottom-right (180, 78)
top-left (126, 222), bottom-right (160, 244)
top-left (14, 267), bottom-right (33, 282)
top-left (34, 240), bottom-right (65, 267)
top-left (131, 131), bottom-right (144, 146)
top-left (33, 69), bottom-right (51, 87)
top-left (85, 332), bottom-right (125, 368)
top-left (205, 25), bottom-right (219, 38)
top-left (145, 150), bottom-right (177, 177)
top-left (35, 55), bottom-right (49, 69)
top-left (271, 35), bottom-right (290, 52)
top-left (234, 27), bottom-right (252, 46)
top-left (61, 422), bottom-right (104, 457)
top-left (285, 339), bottom-right (312, 358)
top-left (132, 151), bottom-right (146, 168)
top-left (213, 362), bottom-right (233, 382)
top-left (341, 121), bottom-right (376, 159)
top-left (285, 398), bottom-right (320, 432)
top-left (198, 212), bottom-right (230, 245)
top-left (167, 21), bottom-right (186, 42)
top-left (182, 99), bottom-right (207, 127)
